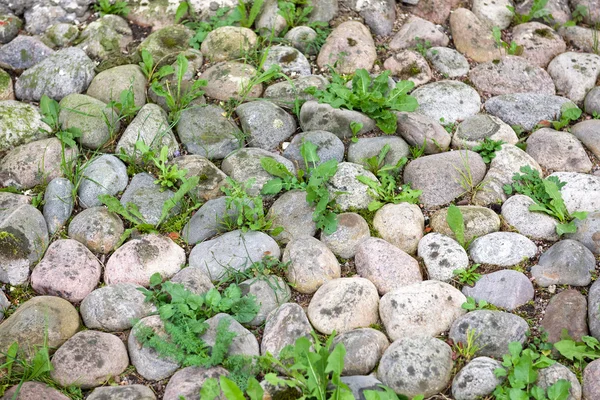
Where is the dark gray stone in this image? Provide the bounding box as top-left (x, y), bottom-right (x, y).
top-left (0, 35), bottom-right (54, 70)
top-left (43, 177), bottom-right (74, 235)
top-left (15, 47), bottom-right (95, 101)
top-left (449, 310), bottom-right (529, 358)
top-left (463, 270), bottom-right (534, 311)
top-left (485, 93), bottom-right (575, 131)
top-left (235, 100), bottom-right (296, 150)
top-left (531, 239), bottom-right (595, 287)
top-left (403, 150), bottom-right (486, 207)
top-left (78, 154), bottom-right (128, 209)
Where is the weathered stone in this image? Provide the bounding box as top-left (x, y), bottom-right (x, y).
top-left (42, 177), bottom-right (73, 235)
top-left (468, 232), bottom-right (538, 267)
top-left (403, 150), bottom-right (486, 207)
top-left (201, 26), bottom-right (257, 62)
top-left (235, 100), bottom-right (297, 150)
top-left (0, 137), bottom-right (77, 189)
top-left (449, 310), bottom-right (529, 358)
top-left (512, 22), bottom-right (566, 67)
top-left (450, 8), bottom-right (503, 63)
top-left (317, 21), bottom-right (376, 74)
top-left (383, 50), bottom-right (432, 87)
top-left (469, 56), bottom-right (555, 96)
top-left (531, 239), bottom-right (595, 287)
top-left (78, 154), bottom-right (128, 209)
top-left (307, 277), bottom-right (379, 334)
top-left (240, 276), bottom-right (291, 326)
top-left (283, 130), bottom-right (345, 170)
top-left (373, 203), bottom-right (424, 255)
top-left (299, 100), bottom-right (376, 140)
top-left (320, 212), bottom-right (370, 259)
top-left (550, 172), bottom-right (600, 214)
top-left (501, 194), bottom-right (560, 241)
top-left (59, 93), bottom-right (118, 150)
top-left (485, 93), bottom-right (575, 131)
top-left (68, 206), bottom-right (124, 254)
top-left (189, 230), bottom-right (280, 281)
top-left (547, 52), bottom-right (600, 104)
top-left (328, 162), bottom-right (378, 211)
top-left (430, 205), bottom-right (501, 243)
top-left (172, 155), bottom-right (227, 201)
top-left (378, 336), bottom-right (453, 398)
top-left (473, 144), bottom-right (543, 206)
top-left (284, 235), bottom-right (340, 294)
top-left (50, 331), bottom-right (128, 388)
top-left (418, 233), bottom-right (469, 282)
top-left (0, 35), bottom-right (54, 71)
top-left (176, 104), bottom-right (242, 159)
top-left (463, 270), bottom-right (534, 311)
top-left (0, 296), bottom-right (80, 362)
top-left (119, 173), bottom-right (180, 226)
top-left (452, 114), bottom-right (518, 150)
top-left (452, 357), bottom-right (505, 400)
top-left (261, 303), bottom-right (312, 357)
top-left (200, 313), bottom-right (260, 357)
top-left (31, 239), bottom-right (101, 303)
top-left (86, 65), bottom-right (147, 108)
top-left (267, 190), bottom-right (316, 244)
top-left (163, 366), bottom-right (228, 400)
top-left (76, 15), bottom-right (133, 60)
top-left (80, 283), bottom-right (155, 331)
top-left (412, 80), bottom-right (482, 125)
top-left (104, 234), bottom-right (185, 287)
top-left (541, 289), bottom-right (588, 345)
top-left (379, 280), bottom-right (466, 340)
top-left (86, 385), bottom-right (157, 400)
top-left (333, 328), bottom-right (389, 376)
top-left (221, 147), bottom-right (296, 196)
top-left (0, 204), bottom-right (49, 285)
top-left (200, 61), bottom-right (263, 101)
top-left (425, 47), bottom-right (470, 77)
top-left (389, 15), bottom-right (449, 50)
top-left (1, 382), bottom-right (70, 400)
top-left (355, 237), bottom-right (422, 295)
top-left (395, 111), bottom-right (451, 154)
top-left (526, 128), bottom-right (592, 173)
top-left (128, 315), bottom-right (180, 381)
top-left (137, 24), bottom-right (194, 64)
top-left (15, 47), bottom-right (95, 101)
top-left (537, 362), bottom-right (582, 400)
top-left (264, 75), bottom-right (327, 107)
top-left (116, 103), bottom-right (178, 162)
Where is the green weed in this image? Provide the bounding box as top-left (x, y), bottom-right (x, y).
top-left (453, 264), bottom-right (482, 286)
top-left (306, 69), bottom-right (418, 135)
top-left (503, 166), bottom-right (587, 235)
top-left (472, 138), bottom-right (504, 163)
top-left (93, 0), bottom-right (129, 16)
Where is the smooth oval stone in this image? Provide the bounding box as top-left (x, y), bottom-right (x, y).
top-left (355, 237), bottom-right (422, 295)
top-left (1, 382), bottom-right (70, 400)
top-left (412, 80), bottom-right (481, 125)
top-left (0, 296), bottom-right (80, 361)
top-left (189, 230), bottom-right (280, 281)
top-left (68, 206), bottom-right (124, 254)
top-left (452, 357), bottom-right (504, 400)
top-left (80, 283), bottom-right (156, 331)
top-left (531, 239), bottom-right (596, 287)
top-left (240, 276), bottom-right (291, 326)
top-left (31, 239), bottom-right (102, 303)
top-left (50, 330), bottom-right (129, 388)
top-left (332, 328), bottom-right (389, 376)
top-left (379, 281), bottom-right (466, 340)
top-left (320, 212), bottom-right (370, 259)
top-left (104, 234), bottom-right (185, 287)
top-left (316, 21), bottom-right (376, 74)
top-left (307, 277), bottom-right (379, 334)
top-left (449, 310), bottom-right (529, 358)
top-left (78, 154), bottom-right (128, 209)
top-left (418, 233), bottom-right (469, 282)
top-left (468, 232), bottom-right (537, 267)
top-left (378, 336), bottom-right (453, 398)
top-left (163, 366), bottom-right (228, 400)
top-left (43, 177), bottom-right (74, 235)
top-left (86, 384), bottom-right (157, 400)
top-left (463, 270), bottom-right (534, 311)
top-left (541, 289), bottom-right (588, 345)
top-left (261, 303), bottom-right (312, 357)
top-left (283, 235), bottom-right (340, 294)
